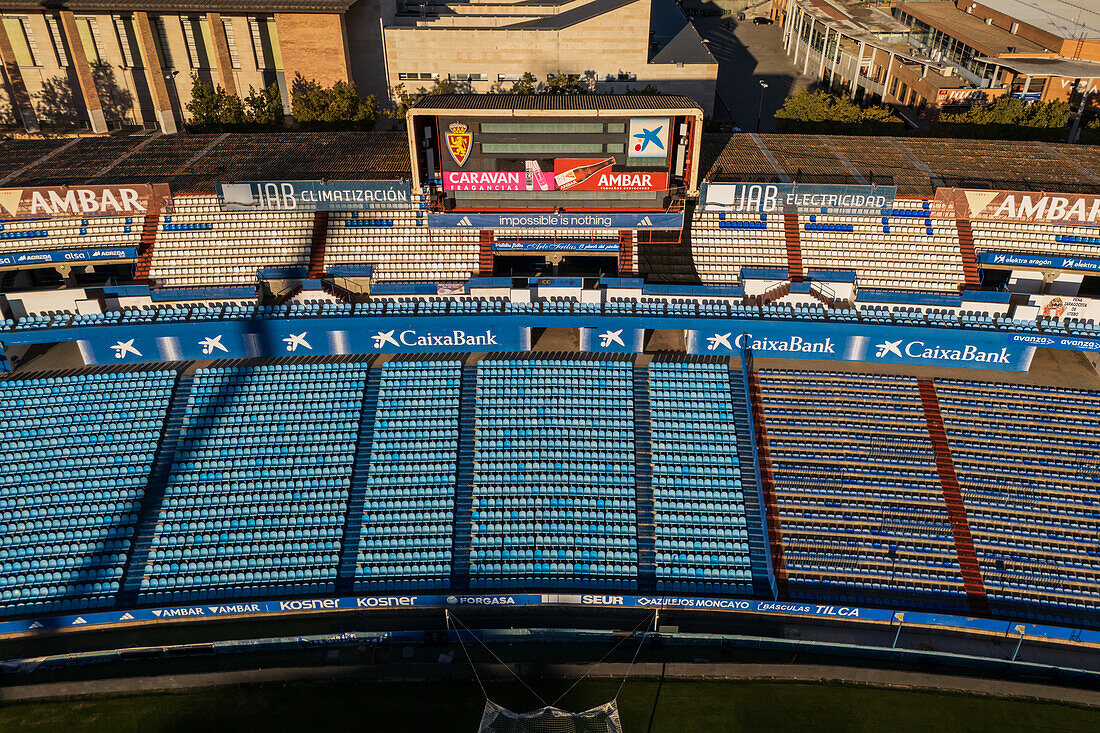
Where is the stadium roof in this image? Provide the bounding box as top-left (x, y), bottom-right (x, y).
top-left (0, 0), bottom-right (353, 11)
top-left (1, 131), bottom-right (1099, 196)
top-left (408, 93), bottom-right (703, 112)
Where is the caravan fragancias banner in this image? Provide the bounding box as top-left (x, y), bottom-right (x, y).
top-left (933, 188), bottom-right (1100, 227)
top-left (0, 184), bottom-right (171, 220)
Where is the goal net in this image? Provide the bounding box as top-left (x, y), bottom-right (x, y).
top-left (477, 700), bottom-right (622, 733)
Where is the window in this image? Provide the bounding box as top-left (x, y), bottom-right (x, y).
top-left (248, 16), bottom-right (282, 70)
top-left (180, 16), bottom-right (214, 69)
top-left (45, 15), bottom-right (67, 67)
top-left (616, 72), bottom-right (637, 82)
top-left (398, 72), bottom-right (438, 81)
top-left (606, 143), bottom-right (624, 153)
top-left (448, 73), bottom-right (487, 82)
top-left (151, 15), bottom-right (173, 68)
top-left (221, 17), bottom-right (240, 69)
top-left (496, 73), bottom-right (530, 82)
top-left (606, 122), bottom-right (624, 134)
top-left (481, 142), bottom-right (604, 154)
top-left (112, 15), bottom-right (139, 68)
top-left (2, 17), bottom-right (38, 67)
top-left (74, 16), bottom-right (102, 64)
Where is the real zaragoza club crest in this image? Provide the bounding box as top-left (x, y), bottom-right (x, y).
top-left (445, 122), bottom-right (472, 166)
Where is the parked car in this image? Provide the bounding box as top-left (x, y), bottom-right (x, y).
top-left (752, 16), bottom-right (774, 25)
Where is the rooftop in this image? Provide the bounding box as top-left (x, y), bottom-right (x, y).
top-left (896, 1), bottom-right (1046, 55)
top-left (974, 0), bottom-right (1100, 41)
top-left (1, 131), bottom-right (1099, 198)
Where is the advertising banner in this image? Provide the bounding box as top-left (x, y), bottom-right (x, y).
top-left (443, 171), bottom-right (556, 191)
top-left (687, 321), bottom-right (1036, 371)
top-left (0, 247), bottom-right (137, 267)
top-left (492, 240), bottom-right (619, 252)
top-left (1029, 295), bottom-right (1100, 321)
top-left (580, 326), bottom-right (644, 353)
top-left (553, 158), bottom-right (669, 192)
top-left (934, 188), bottom-right (1100, 227)
top-left (0, 184), bottom-right (170, 219)
top-left (3, 592), bottom-right (1099, 649)
top-left (701, 183), bottom-right (896, 215)
top-left (428, 212), bottom-right (684, 230)
top-left (217, 181), bottom-right (411, 211)
top-left (978, 251), bottom-right (1100, 273)
top-left (628, 118), bottom-right (671, 158)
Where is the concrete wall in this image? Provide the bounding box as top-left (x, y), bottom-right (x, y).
top-left (346, 0), bottom-right (395, 101)
top-left (275, 12), bottom-right (350, 88)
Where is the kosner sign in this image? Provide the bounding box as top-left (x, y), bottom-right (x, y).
top-left (701, 183), bottom-right (896, 214)
top-left (933, 188), bottom-right (1100, 227)
top-left (217, 180), bottom-right (412, 211)
top-left (0, 184), bottom-right (170, 219)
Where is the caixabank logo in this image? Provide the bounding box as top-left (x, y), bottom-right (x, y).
top-left (869, 337), bottom-right (1014, 365)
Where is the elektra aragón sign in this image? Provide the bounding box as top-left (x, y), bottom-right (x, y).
top-left (701, 183), bottom-right (896, 214)
top-left (217, 181), bottom-right (412, 211)
top-left (0, 184), bottom-right (170, 219)
top-left (978, 252), bottom-right (1100, 272)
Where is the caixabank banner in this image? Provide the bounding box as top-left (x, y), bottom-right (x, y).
top-left (687, 321), bottom-right (1038, 371)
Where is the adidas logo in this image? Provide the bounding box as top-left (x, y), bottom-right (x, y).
top-left (119, 612), bottom-right (134, 621)
top-left (638, 216), bottom-right (652, 226)
top-left (28, 621), bottom-right (43, 629)
top-left (72, 616), bottom-right (87, 625)
top-left (456, 216), bottom-right (472, 226)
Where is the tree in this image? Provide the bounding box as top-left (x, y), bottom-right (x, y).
top-left (291, 77), bottom-right (379, 130)
top-left (245, 83), bottom-right (283, 126)
top-left (773, 89), bottom-right (901, 133)
top-left (544, 74), bottom-right (590, 94)
top-left (185, 75), bottom-right (246, 130)
top-left (936, 96), bottom-right (1073, 139)
top-left (509, 73), bottom-right (537, 95)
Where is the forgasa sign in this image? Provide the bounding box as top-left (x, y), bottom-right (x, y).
top-left (0, 184), bottom-right (170, 219)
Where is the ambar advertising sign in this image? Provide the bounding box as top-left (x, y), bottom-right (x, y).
top-left (554, 158), bottom-right (669, 192)
top-left (0, 184), bottom-right (170, 219)
top-left (933, 188), bottom-right (1100, 227)
top-left (443, 170), bottom-right (555, 191)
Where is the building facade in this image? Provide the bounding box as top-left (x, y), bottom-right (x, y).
top-left (0, 0), bottom-right (716, 135)
top-left (773, 0), bottom-right (1100, 111)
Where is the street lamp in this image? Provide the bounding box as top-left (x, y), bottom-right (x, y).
top-left (756, 80), bottom-right (769, 132)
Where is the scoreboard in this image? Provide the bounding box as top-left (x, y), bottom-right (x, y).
top-left (407, 95), bottom-right (704, 210)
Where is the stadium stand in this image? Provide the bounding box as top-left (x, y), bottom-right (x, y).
top-left (0, 213), bottom-right (139, 257)
top-left (756, 370), bottom-right (970, 610)
top-left (354, 360), bottom-right (459, 591)
top-left (934, 380), bottom-right (1100, 623)
top-left (0, 371), bottom-right (175, 617)
top-left (325, 208), bottom-right (480, 283)
top-left (147, 196), bottom-right (314, 287)
top-left (138, 362), bottom-right (367, 604)
top-left (795, 199), bottom-right (965, 292)
top-left (470, 359), bottom-right (639, 590)
top-left (649, 361), bottom-right (752, 594)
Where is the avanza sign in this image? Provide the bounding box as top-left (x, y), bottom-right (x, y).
top-left (0, 184), bottom-right (170, 219)
top-left (934, 188), bottom-right (1100, 227)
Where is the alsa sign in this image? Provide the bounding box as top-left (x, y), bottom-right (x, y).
top-left (553, 158), bottom-right (669, 192)
top-left (0, 184), bottom-right (170, 219)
